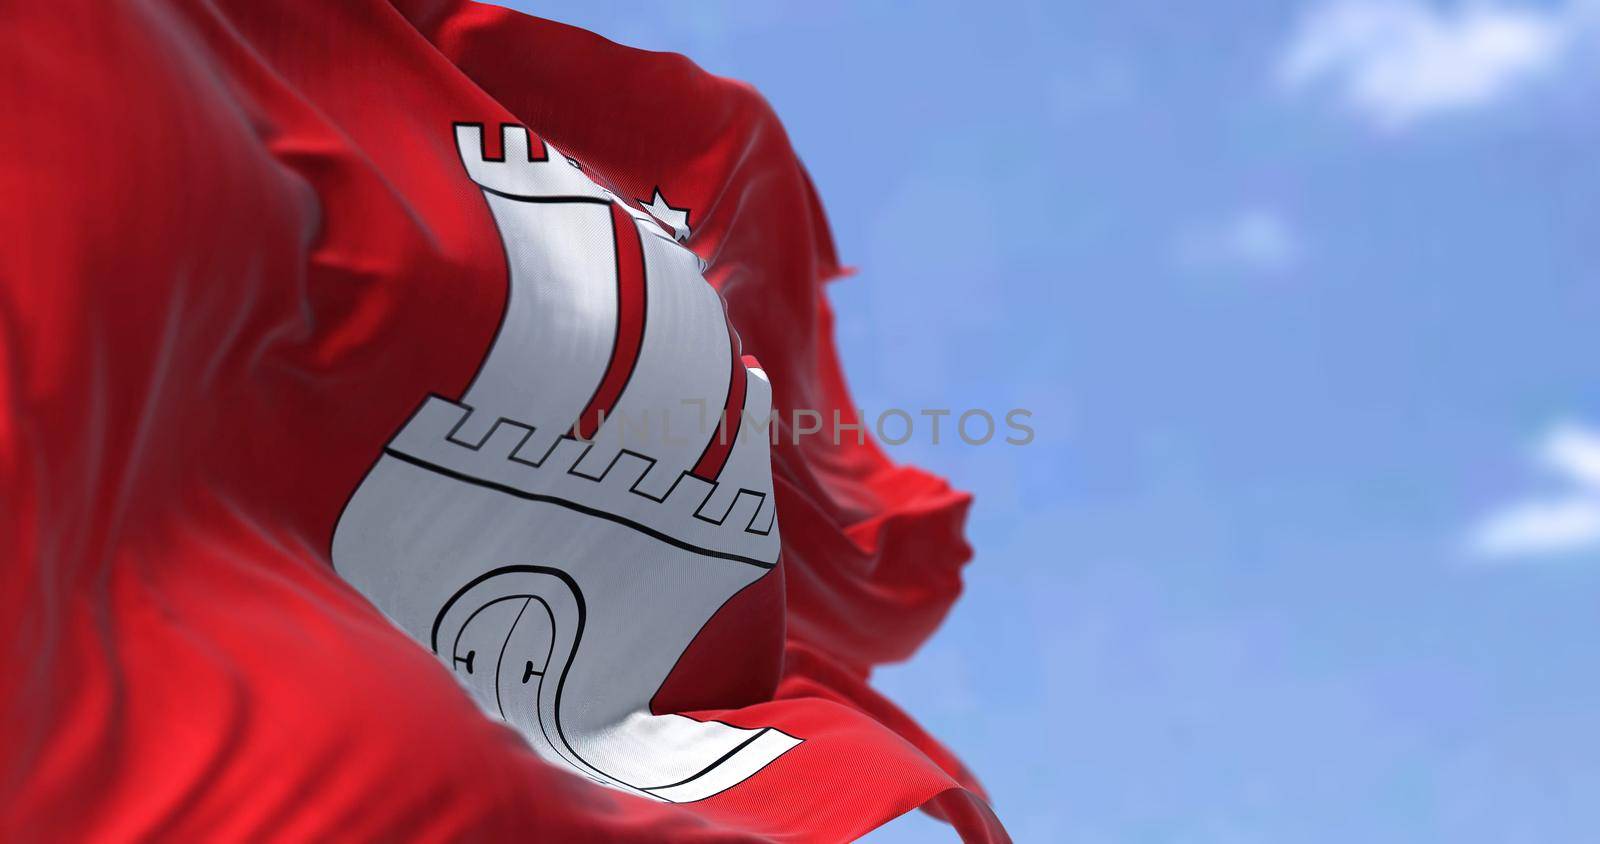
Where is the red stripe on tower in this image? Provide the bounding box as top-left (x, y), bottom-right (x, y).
top-left (574, 202), bottom-right (647, 439)
top-left (690, 324), bottom-right (748, 481)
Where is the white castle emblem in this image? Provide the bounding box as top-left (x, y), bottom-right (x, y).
top-left (332, 123), bottom-right (797, 803)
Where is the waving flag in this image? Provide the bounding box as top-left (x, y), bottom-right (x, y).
top-left (0, 1), bottom-right (1006, 840)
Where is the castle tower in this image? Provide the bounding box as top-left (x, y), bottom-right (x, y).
top-left (332, 123), bottom-right (795, 803)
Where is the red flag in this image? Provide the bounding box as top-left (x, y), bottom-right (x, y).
top-left (0, 1), bottom-right (1007, 840)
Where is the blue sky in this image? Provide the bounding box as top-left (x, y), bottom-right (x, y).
top-left (509, 2), bottom-right (1600, 840)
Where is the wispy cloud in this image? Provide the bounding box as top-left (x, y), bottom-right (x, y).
top-left (1541, 421), bottom-right (1600, 487)
top-left (1280, 1), bottom-right (1593, 129)
top-left (1175, 208), bottom-right (1300, 275)
top-left (1468, 421), bottom-right (1600, 560)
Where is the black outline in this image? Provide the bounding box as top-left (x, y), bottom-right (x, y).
top-left (642, 729), bottom-right (769, 793)
top-left (432, 566), bottom-right (632, 794)
top-left (438, 127), bottom-right (774, 542)
top-left (330, 123), bottom-right (800, 804)
top-left (490, 598), bottom-right (532, 716)
top-left (433, 565), bottom-right (798, 804)
top-left (477, 185), bottom-right (611, 206)
top-left (459, 121), bottom-right (550, 164)
top-left (747, 498), bottom-right (777, 536)
top-left (639, 566), bottom-right (802, 799)
top-left (423, 394), bottom-right (777, 544)
top-left (385, 447), bottom-right (774, 570)
top-left (639, 186), bottom-right (692, 241)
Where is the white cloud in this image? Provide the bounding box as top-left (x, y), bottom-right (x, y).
top-left (1539, 421), bottom-right (1600, 487)
top-left (1280, 0), bottom-right (1592, 129)
top-left (1470, 496), bottom-right (1600, 557)
top-left (1468, 421), bottom-right (1600, 560)
top-left (1176, 208), bottom-right (1300, 274)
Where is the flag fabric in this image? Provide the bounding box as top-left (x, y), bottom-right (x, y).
top-left (0, 1), bottom-right (1007, 841)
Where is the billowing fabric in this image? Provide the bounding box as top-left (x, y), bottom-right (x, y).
top-left (0, 1), bottom-right (1006, 841)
